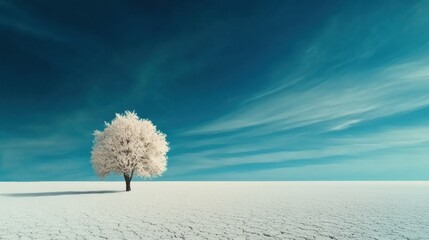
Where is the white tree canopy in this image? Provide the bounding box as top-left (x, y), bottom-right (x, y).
top-left (91, 111), bottom-right (169, 179)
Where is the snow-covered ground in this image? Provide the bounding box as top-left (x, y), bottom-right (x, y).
top-left (1, 182), bottom-right (428, 240)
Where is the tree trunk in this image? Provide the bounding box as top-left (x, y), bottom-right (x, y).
top-left (124, 174), bottom-right (131, 191)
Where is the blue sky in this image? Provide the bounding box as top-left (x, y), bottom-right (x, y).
top-left (1, 0), bottom-right (429, 181)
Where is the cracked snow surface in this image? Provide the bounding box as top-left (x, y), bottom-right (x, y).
top-left (1, 182), bottom-right (428, 239)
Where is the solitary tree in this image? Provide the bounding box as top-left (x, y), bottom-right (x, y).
top-left (91, 111), bottom-right (169, 191)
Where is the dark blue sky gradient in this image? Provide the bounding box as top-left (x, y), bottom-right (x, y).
top-left (1, 0), bottom-right (429, 180)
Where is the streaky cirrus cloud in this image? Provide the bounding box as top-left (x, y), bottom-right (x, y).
top-left (170, 124), bottom-right (429, 177)
top-left (187, 9), bottom-right (429, 135)
top-left (166, 1), bottom-right (429, 179)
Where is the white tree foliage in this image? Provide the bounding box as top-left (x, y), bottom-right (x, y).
top-left (91, 111), bottom-right (169, 179)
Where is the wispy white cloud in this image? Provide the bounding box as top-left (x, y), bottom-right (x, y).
top-left (0, 134), bottom-right (82, 169)
top-left (0, 3), bottom-right (63, 41)
top-left (197, 148), bottom-right (429, 180)
top-left (186, 2), bottom-right (429, 136)
top-left (330, 119), bottom-right (362, 131)
top-left (188, 59), bottom-right (429, 135)
top-left (169, 125), bottom-right (429, 177)
top-left (167, 2), bottom-right (429, 179)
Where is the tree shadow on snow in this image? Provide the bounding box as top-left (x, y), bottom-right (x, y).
top-left (3, 190), bottom-right (122, 197)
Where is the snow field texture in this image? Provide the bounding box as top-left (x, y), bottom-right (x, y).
top-left (1, 182), bottom-right (428, 239)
